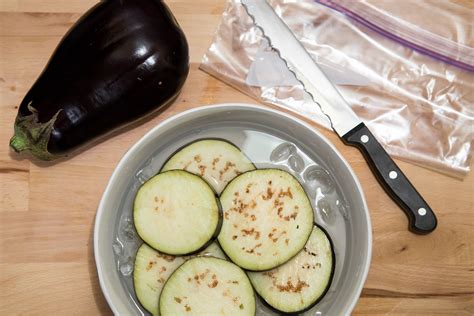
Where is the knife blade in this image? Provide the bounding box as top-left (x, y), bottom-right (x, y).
top-left (242, 0), bottom-right (437, 234)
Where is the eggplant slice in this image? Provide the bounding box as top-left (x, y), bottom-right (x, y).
top-left (134, 170), bottom-right (220, 255)
top-left (133, 242), bottom-right (226, 316)
top-left (159, 257), bottom-right (255, 315)
top-left (247, 226), bottom-right (334, 313)
top-left (134, 243), bottom-right (186, 316)
top-left (218, 169), bottom-right (314, 271)
top-left (161, 139), bottom-right (255, 194)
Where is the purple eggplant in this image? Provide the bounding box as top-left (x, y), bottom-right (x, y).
top-left (10, 0), bottom-right (189, 160)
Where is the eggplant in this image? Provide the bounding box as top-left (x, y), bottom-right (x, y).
top-left (159, 257), bottom-right (256, 316)
top-left (247, 225), bottom-right (335, 314)
top-left (9, 0), bottom-right (189, 160)
top-left (133, 242), bottom-right (226, 315)
top-left (133, 170), bottom-right (222, 256)
top-left (161, 139), bottom-right (256, 194)
top-left (218, 169), bottom-right (314, 271)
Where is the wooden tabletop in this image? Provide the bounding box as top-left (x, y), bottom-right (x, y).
top-left (0, 1), bottom-right (473, 315)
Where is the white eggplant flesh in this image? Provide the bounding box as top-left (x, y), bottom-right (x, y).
top-left (248, 226), bottom-right (334, 313)
top-left (133, 242), bottom-right (227, 315)
top-left (159, 257), bottom-right (256, 315)
top-left (161, 139), bottom-right (255, 194)
top-left (218, 169), bottom-right (314, 271)
top-left (134, 170), bottom-right (221, 255)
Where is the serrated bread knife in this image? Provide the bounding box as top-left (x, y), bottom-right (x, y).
top-left (242, 0), bottom-right (437, 234)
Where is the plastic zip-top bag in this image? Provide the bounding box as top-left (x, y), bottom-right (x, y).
top-left (200, 0), bottom-right (474, 178)
top-left (316, 0), bottom-right (474, 71)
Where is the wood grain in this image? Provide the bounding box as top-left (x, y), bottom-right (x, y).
top-left (0, 1), bottom-right (473, 315)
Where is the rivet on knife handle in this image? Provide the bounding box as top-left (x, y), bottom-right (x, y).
top-left (343, 123), bottom-right (437, 234)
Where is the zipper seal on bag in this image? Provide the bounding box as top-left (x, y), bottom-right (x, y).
top-left (314, 0), bottom-right (474, 72)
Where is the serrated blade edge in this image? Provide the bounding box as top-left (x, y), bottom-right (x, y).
top-left (242, 0), bottom-right (361, 137)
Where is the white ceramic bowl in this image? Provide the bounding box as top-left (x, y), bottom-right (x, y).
top-left (94, 104), bottom-right (371, 315)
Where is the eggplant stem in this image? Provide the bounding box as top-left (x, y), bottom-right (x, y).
top-left (9, 135), bottom-right (30, 152)
top-left (9, 107), bottom-right (61, 161)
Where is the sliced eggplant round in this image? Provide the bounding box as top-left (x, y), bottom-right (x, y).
top-left (159, 257), bottom-right (255, 315)
top-left (133, 170), bottom-right (220, 255)
top-left (133, 243), bottom-right (186, 316)
top-left (247, 225), bottom-right (334, 313)
top-left (133, 242), bottom-right (227, 316)
top-left (161, 139), bottom-right (255, 194)
top-left (218, 169), bottom-right (314, 271)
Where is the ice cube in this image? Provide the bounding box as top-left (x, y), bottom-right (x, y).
top-left (336, 199), bottom-right (350, 220)
top-left (112, 241), bottom-right (123, 256)
top-left (288, 154), bottom-right (305, 172)
top-left (303, 165), bottom-right (334, 193)
top-left (317, 198), bottom-right (336, 225)
top-left (119, 216), bottom-right (138, 242)
top-left (119, 260), bottom-right (133, 276)
top-left (270, 142), bottom-right (296, 162)
top-left (135, 169), bottom-right (148, 184)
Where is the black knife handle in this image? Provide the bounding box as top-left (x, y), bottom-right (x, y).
top-left (342, 123), bottom-right (437, 234)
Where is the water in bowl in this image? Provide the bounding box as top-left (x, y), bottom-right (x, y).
top-left (113, 124), bottom-right (350, 315)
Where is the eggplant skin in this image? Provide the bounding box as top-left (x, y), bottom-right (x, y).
top-left (10, 0), bottom-right (189, 160)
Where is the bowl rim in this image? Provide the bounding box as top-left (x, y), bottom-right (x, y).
top-left (94, 103), bottom-right (372, 315)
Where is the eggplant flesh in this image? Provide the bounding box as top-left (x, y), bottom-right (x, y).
top-left (218, 169), bottom-right (314, 271)
top-left (159, 257), bottom-right (256, 316)
top-left (247, 225), bottom-right (335, 313)
top-left (133, 170), bottom-right (221, 256)
top-left (133, 242), bottom-right (226, 316)
top-left (10, 0), bottom-right (189, 160)
top-left (161, 139), bottom-right (256, 194)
